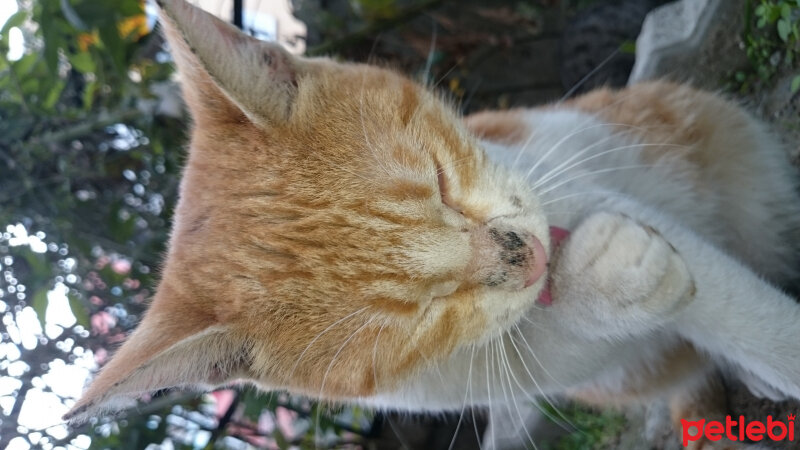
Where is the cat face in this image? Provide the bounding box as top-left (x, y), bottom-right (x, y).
top-left (209, 66), bottom-right (551, 397)
top-left (65, 0), bottom-right (550, 421)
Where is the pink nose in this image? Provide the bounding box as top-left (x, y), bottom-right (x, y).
top-left (523, 234), bottom-right (548, 288)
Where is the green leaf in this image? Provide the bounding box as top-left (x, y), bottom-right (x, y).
top-left (12, 53), bottom-right (38, 78)
top-left (99, 23), bottom-right (126, 72)
top-left (273, 428), bottom-right (289, 449)
top-left (23, 251), bottom-right (51, 280)
top-left (41, 15), bottom-right (60, 71)
top-left (619, 40), bottom-right (636, 54)
top-left (20, 77), bottom-right (40, 94)
top-left (767, 4), bottom-right (782, 22)
top-left (32, 288), bottom-right (49, 329)
top-left (42, 80), bottom-right (65, 110)
top-left (777, 18), bottom-right (791, 41)
top-left (791, 75), bottom-right (800, 94)
top-left (59, 0), bottom-right (88, 30)
top-left (1, 10), bottom-right (27, 36)
top-left (68, 51), bottom-right (95, 73)
top-left (82, 79), bottom-right (97, 109)
top-left (68, 293), bottom-right (90, 328)
top-left (242, 392), bottom-right (268, 421)
top-left (118, 0), bottom-right (145, 17)
top-left (780, 2), bottom-right (792, 19)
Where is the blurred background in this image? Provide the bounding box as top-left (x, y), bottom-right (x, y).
top-left (0, 0), bottom-right (798, 449)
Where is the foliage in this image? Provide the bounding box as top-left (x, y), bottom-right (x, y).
top-left (539, 403), bottom-right (627, 450)
top-left (736, 0), bottom-right (800, 93)
top-left (0, 0), bottom-right (371, 448)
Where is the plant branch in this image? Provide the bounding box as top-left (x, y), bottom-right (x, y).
top-left (0, 56), bottom-right (30, 114)
top-left (21, 108), bottom-right (142, 150)
top-left (306, 0), bottom-right (448, 56)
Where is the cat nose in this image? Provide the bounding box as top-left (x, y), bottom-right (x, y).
top-left (523, 233), bottom-right (547, 288)
top-left (486, 228), bottom-right (548, 290)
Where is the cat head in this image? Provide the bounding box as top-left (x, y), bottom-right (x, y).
top-left (65, 0), bottom-right (550, 421)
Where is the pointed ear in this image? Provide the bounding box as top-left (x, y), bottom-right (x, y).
top-left (156, 0), bottom-right (305, 126)
top-left (63, 317), bottom-right (251, 423)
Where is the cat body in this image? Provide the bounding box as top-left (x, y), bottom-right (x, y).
top-left (366, 84), bottom-right (800, 412)
top-left (66, 1), bottom-right (800, 447)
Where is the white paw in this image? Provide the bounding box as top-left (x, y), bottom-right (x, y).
top-left (551, 212), bottom-right (695, 339)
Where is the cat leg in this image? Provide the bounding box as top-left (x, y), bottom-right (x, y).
top-left (653, 223), bottom-right (800, 403)
top-left (569, 342), bottom-right (735, 449)
top-left (602, 207), bottom-right (800, 402)
top-left (670, 371), bottom-right (747, 450)
top-left (550, 209), bottom-right (800, 401)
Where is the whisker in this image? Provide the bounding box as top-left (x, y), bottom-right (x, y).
top-left (542, 210), bottom-right (584, 217)
top-left (498, 332), bottom-right (539, 450)
top-left (385, 413), bottom-right (414, 450)
top-left (511, 125), bottom-right (540, 171)
top-left (437, 155), bottom-right (476, 175)
top-left (433, 60), bottom-right (460, 90)
top-left (447, 344), bottom-right (474, 450)
top-left (523, 125), bottom-right (624, 179)
top-left (540, 191), bottom-right (606, 207)
top-left (535, 164), bottom-right (656, 197)
top-left (522, 122), bottom-right (648, 180)
top-left (360, 70), bottom-right (391, 177)
top-left (319, 319), bottom-right (375, 394)
top-left (460, 77), bottom-right (482, 114)
top-left (533, 143), bottom-right (686, 190)
top-left (485, 342), bottom-right (496, 450)
top-left (494, 340), bottom-right (517, 429)
top-left (560, 80), bottom-right (665, 119)
top-left (513, 323), bottom-right (566, 390)
top-left (372, 323), bottom-right (387, 390)
top-left (315, 318), bottom-right (375, 442)
top-left (558, 48), bottom-right (621, 102)
top-left (289, 306), bottom-right (370, 378)
top-left (503, 325), bottom-right (578, 434)
top-left (492, 338), bottom-right (527, 448)
top-left (531, 128), bottom-right (668, 186)
top-left (514, 120), bottom-right (647, 174)
top-left (510, 324), bottom-right (585, 435)
top-left (467, 344), bottom-right (483, 450)
top-left (521, 316), bottom-right (548, 328)
top-left (422, 18), bottom-right (437, 87)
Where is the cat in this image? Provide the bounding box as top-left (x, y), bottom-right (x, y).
top-left (64, 0), bottom-right (800, 448)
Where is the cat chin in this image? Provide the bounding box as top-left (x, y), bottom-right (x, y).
top-left (478, 275), bottom-right (550, 343)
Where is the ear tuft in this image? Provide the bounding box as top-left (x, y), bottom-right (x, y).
top-left (157, 0), bottom-right (305, 126)
top-left (63, 324), bottom-right (250, 424)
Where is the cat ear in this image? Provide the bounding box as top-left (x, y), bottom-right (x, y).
top-left (62, 308), bottom-right (250, 423)
top-left (156, 0), bottom-right (305, 126)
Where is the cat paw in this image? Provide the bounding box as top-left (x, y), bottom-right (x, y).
top-left (550, 212), bottom-right (695, 339)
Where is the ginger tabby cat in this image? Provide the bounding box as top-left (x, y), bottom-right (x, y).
top-left (65, 1), bottom-right (800, 447)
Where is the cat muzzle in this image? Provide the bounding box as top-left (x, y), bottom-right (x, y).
top-left (470, 227), bottom-right (549, 291)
